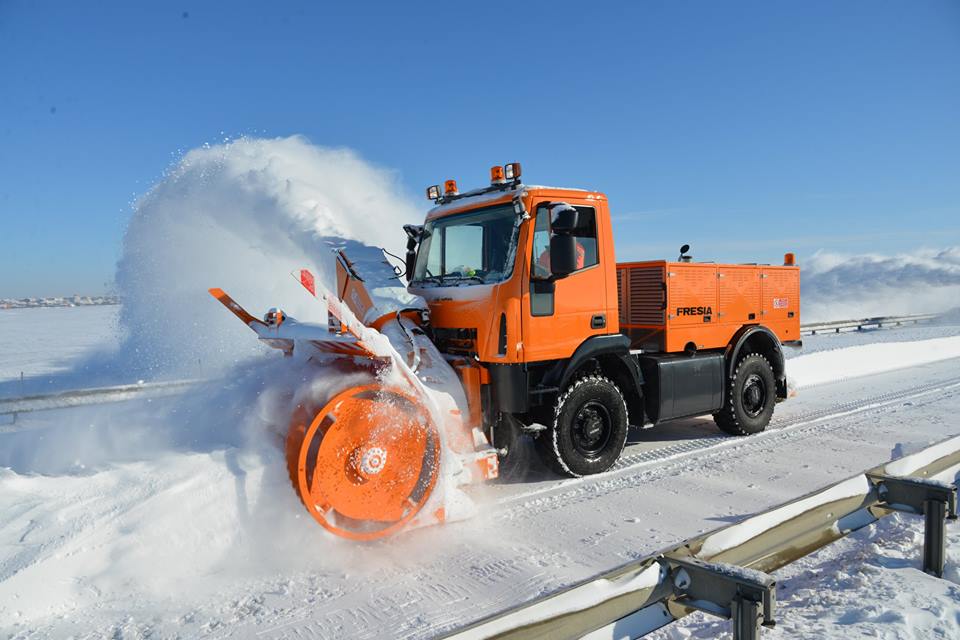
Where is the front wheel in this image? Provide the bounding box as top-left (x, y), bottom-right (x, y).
top-left (535, 375), bottom-right (629, 477)
top-left (713, 353), bottom-right (776, 435)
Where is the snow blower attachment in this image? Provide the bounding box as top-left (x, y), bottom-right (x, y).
top-left (210, 164), bottom-right (800, 541)
top-left (210, 249), bottom-right (499, 541)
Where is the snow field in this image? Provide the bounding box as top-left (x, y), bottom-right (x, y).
top-left (0, 306), bottom-right (119, 385)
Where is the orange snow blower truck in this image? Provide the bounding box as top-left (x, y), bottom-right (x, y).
top-left (211, 163), bottom-right (800, 540)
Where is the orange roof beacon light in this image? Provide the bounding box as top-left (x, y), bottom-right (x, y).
top-left (426, 184), bottom-right (441, 201)
top-left (784, 252), bottom-right (796, 266)
top-left (444, 179), bottom-right (459, 196)
top-left (504, 162), bottom-right (522, 182)
top-left (490, 165), bottom-right (506, 185)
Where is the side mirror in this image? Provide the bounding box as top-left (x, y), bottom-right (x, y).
top-left (405, 252), bottom-right (416, 282)
top-left (549, 235), bottom-right (578, 278)
top-left (403, 224), bottom-right (423, 282)
top-left (551, 204), bottom-right (579, 233)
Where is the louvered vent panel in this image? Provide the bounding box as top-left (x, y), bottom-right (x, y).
top-left (627, 265), bottom-right (665, 325)
top-left (616, 269), bottom-right (626, 324)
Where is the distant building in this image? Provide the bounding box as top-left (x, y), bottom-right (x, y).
top-left (0, 295), bottom-right (121, 310)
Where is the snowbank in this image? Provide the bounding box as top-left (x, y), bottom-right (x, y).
top-left (788, 335), bottom-right (960, 389)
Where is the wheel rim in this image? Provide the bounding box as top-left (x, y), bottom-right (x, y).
top-left (572, 400), bottom-right (613, 459)
top-left (741, 373), bottom-right (767, 418)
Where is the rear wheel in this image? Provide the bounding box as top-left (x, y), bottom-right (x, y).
top-left (713, 353), bottom-right (776, 435)
top-left (535, 375), bottom-right (629, 477)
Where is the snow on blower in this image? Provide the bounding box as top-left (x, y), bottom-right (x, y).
top-left (210, 163), bottom-right (802, 541)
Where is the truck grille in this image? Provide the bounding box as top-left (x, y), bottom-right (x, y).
top-left (432, 327), bottom-right (478, 355)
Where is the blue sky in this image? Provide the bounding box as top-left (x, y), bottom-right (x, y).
top-left (2, 0), bottom-right (959, 297)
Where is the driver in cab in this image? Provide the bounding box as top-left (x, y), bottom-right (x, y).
top-left (533, 204), bottom-right (586, 278)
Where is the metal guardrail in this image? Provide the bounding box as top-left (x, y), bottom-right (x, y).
top-left (0, 313), bottom-right (942, 420)
top-left (442, 435), bottom-right (960, 640)
top-left (0, 379), bottom-right (201, 422)
top-left (800, 313), bottom-right (940, 336)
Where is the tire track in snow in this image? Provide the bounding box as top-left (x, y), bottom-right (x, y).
top-left (493, 374), bottom-right (960, 520)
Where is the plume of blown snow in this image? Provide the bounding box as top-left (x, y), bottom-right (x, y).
top-left (112, 135), bottom-right (418, 378)
top-left (0, 137), bottom-right (482, 630)
top-left (801, 247), bottom-right (960, 323)
top-left (7, 135), bottom-right (425, 471)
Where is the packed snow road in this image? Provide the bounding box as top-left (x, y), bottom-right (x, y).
top-left (228, 358), bottom-right (960, 640)
top-left (2, 317), bottom-right (960, 638)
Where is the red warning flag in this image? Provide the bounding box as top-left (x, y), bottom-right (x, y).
top-left (300, 269), bottom-right (316, 297)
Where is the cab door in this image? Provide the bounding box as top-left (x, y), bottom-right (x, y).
top-left (521, 199), bottom-right (610, 363)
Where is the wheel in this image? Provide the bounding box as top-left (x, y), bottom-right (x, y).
top-left (535, 375), bottom-right (629, 477)
top-left (713, 352), bottom-right (776, 436)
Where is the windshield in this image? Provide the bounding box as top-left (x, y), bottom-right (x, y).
top-left (412, 204), bottom-right (517, 285)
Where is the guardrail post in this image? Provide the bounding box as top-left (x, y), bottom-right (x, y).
top-left (667, 556), bottom-right (776, 638)
top-left (732, 596), bottom-right (763, 640)
top-left (869, 473), bottom-right (957, 578)
top-left (924, 498), bottom-right (947, 577)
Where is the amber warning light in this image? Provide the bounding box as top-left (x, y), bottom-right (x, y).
top-left (784, 252), bottom-right (796, 266)
top-left (490, 165), bottom-right (506, 184)
top-left (444, 180), bottom-right (458, 195)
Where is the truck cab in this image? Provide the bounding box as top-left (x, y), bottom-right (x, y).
top-left (406, 164), bottom-right (799, 477)
top-left (409, 181), bottom-right (617, 366)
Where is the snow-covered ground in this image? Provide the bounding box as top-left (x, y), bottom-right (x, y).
top-left (652, 511), bottom-right (960, 639)
top-left (0, 306), bottom-right (119, 386)
top-left (4, 137), bottom-right (960, 639)
top-left (2, 308), bottom-right (960, 639)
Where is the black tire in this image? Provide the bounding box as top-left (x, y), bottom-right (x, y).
top-left (535, 375), bottom-right (629, 477)
top-left (490, 414), bottom-right (525, 481)
top-left (713, 352), bottom-right (776, 435)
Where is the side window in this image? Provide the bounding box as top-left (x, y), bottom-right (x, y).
top-left (571, 206), bottom-right (599, 269)
top-left (529, 207), bottom-right (554, 316)
top-left (424, 232), bottom-right (441, 277)
top-left (529, 204), bottom-right (599, 277)
top-left (531, 206), bottom-right (551, 278)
